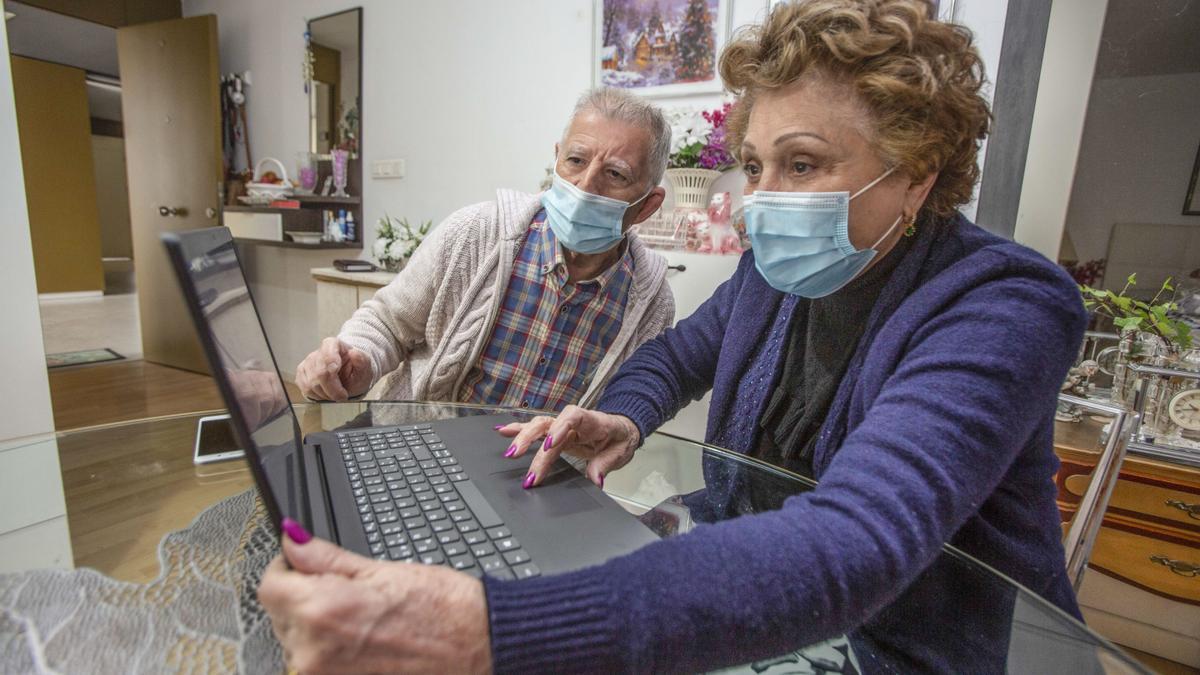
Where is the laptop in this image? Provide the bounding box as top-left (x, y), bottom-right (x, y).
top-left (162, 226), bottom-right (658, 579)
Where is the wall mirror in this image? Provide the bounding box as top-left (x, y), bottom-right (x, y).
top-left (308, 8), bottom-right (362, 157)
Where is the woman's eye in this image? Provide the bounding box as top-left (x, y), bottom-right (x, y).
top-left (742, 162), bottom-right (761, 179)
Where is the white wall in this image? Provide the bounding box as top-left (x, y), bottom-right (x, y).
top-left (0, 21), bottom-right (74, 571)
top-left (1063, 72), bottom-right (1200, 264)
top-left (1014, 0), bottom-right (1109, 259)
top-left (182, 0), bottom-right (1009, 373)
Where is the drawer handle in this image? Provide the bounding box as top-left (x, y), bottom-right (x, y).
top-left (1149, 554), bottom-right (1200, 577)
top-left (668, 264), bottom-right (687, 272)
top-left (1165, 499), bottom-right (1200, 520)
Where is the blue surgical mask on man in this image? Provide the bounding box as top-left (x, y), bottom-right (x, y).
top-left (744, 167), bottom-right (902, 298)
top-left (542, 170), bottom-right (654, 254)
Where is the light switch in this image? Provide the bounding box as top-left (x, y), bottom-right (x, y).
top-left (371, 159), bottom-right (405, 179)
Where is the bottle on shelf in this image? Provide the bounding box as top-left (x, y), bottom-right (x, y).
top-left (345, 211), bottom-right (356, 242)
top-left (337, 209), bottom-right (347, 241)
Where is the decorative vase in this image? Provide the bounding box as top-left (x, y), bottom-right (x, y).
top-left (332, 149), bottom-right (350, 198)
top-left (1103, 328), bottom-right (1167, 409)
top-left (665, 168), bottom-right (721, 250)
top-left (296, 151), bottom-right (317, 192)
top-left (665, 168), bottom-right (721, 210)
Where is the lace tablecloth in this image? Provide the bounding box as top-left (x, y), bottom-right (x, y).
top-left (0, 490), bottom-right (284, 674)
top-left (0, 487), bottom-right (861, 674)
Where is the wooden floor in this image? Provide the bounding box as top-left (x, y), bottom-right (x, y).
top-left (49, 359), bottom-right (225, 430)
top-left (1121, 646), bottom-right (1200, 675)
top-left (47, 358), bottom-right (306, 582)
top-left (57, 413), bottom-right (253, 582)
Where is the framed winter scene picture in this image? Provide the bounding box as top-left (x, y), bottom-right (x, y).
top-left (594, 0), bottom-right (730, 97)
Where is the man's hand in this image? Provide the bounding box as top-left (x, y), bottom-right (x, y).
top-left (497, 405), bottom-right (641, 488)
top-left (258, 530), bottom-right (492, 674)
top-left (295, 338), bottom-right (373, 401)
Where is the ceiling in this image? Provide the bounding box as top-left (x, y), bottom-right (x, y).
top-left (4, 1), bottom-right (123, 120)
top-left (4, 1), bottom-right (119, 76)
top-left (1094, 0), bottom-right (1200, 79)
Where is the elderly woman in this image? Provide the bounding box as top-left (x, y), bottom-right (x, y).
top-left (258, 1), bottom-right (1086, 672)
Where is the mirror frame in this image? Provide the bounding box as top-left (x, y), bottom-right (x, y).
top-left (307, 7), bottom-right (363, 160)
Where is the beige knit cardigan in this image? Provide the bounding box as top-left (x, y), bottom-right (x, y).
top-left (338, 189), bottom-right (675, 408)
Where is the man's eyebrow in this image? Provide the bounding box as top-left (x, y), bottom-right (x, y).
top-left (605, 157), bottom-right (634, 175)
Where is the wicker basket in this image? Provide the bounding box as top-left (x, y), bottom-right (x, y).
top-left (665, 168), bottom-right (722, 210)
top-left (633, 209), bottom-right (688, 249)
top-left (245, 157), bottom-right (293, 200)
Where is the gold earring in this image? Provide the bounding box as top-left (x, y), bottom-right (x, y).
top-left (903, 214), bottom-right (917, 238)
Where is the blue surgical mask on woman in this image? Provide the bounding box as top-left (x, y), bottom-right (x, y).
top-left (542, 171), bottom-right (653, 254)
top-left (744, 167), bottom-right (902, 298)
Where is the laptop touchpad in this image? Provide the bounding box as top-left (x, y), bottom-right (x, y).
top-left (489, 465), bottom-right (603, 517)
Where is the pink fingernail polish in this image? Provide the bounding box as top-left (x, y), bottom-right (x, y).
top-left (504, 445), bottom-right (517, 458)
top-left (523, 472), bottom-right (536, 489)
top-left (544, 434), bottom-right (554, 448)
top-left (599, 473), bottom-right (606, 489)
top-left (281, 517), bottom-right (311, 544)
top-left (493, 424), bottom-right (505, 431)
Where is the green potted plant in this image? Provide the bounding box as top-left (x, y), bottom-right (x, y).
top-left (373, 214), bottom-right (432, 272)
top-left (1081, 274), bottom-right (1195, 406)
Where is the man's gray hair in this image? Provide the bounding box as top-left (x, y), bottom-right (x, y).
top-left (562, 87), bottom-right (671, 189)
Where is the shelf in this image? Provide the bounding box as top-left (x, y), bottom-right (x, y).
top-left (225, 205), bottom-right (306, 214)
top-left (293, 194), bottom-right (362, 205)
top-left (234, 237), bottom-right (362, 250)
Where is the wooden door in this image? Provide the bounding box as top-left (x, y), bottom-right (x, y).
top-left (118, 15), bottom-right (221, 373)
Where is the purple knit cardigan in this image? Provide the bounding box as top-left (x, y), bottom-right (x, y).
top-left (483, 215), bottom-right (1087, 673)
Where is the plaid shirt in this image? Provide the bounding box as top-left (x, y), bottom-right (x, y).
top-left (462, 210), bottom-right (633, 411)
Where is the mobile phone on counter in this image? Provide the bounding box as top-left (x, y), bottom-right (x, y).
top-left (193, 414), bottom-right (245, 464)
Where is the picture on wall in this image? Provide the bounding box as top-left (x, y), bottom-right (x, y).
top-left (595, 0), bottom-right (729, 97)
top-left (1185, 143), bottom-right (1200, 216)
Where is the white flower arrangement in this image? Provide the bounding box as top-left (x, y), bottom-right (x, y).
top-left (374, 214), bottom-right (432, 271)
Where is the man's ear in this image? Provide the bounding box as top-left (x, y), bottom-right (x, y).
top-left (629, 187), bottom-right (666, 226)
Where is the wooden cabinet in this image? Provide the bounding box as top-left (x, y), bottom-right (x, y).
top-left (1054, 418), bottom-right (1200, 665)
top-left (311, 267), bottom-right (396, 341)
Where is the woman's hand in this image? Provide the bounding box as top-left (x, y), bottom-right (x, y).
top-left (258, 526), bottom-right (492, 674)
top-left (497, 405), bottom-right (642, 488)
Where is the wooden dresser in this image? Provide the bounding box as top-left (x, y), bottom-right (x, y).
top-left (1055, 418), bottom-right (1200, 666)
top-left (310, 266), bottom-right (397, 340)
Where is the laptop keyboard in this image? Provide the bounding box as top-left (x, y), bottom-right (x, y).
top-left (337, 424), bottom-right (541, 581)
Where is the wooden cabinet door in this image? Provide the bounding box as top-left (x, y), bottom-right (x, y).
top-left (316, 281), bottom-right (360, 341)
top-left (118, 15), bottom-right (221, 373)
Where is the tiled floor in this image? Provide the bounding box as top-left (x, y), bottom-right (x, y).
top-left (39, 292), bottom-right (142, 361)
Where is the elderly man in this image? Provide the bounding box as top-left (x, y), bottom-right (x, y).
top-left (295, 88), bottom-right (675, 412)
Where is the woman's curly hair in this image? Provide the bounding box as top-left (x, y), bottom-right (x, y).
top-left (719, 0), bottom-right (990, 219)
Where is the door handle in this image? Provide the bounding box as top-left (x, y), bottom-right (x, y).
top-left (667, 264), bottom-right (687, 273)
top-left (158, 206), bottom-right (189, 217)
top-left (205, 207), bottom-right (217, 219)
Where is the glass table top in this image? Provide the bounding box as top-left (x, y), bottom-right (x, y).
top-left (48, 401), bottom-right (1148, 673)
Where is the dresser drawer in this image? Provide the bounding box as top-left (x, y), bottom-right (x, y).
top-left (1065, 472), bottom-right (1200, 533)
top-left (1089, 526), bottom-right (1200, 605)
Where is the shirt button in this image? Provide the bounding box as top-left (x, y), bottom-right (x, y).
top-left (539, 357), bottom-right (547, 365)
top-left (521, 400), bottom-right (530, 408)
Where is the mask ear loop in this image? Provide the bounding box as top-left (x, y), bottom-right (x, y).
top-left (852, 166), bottom-right (905, 251)
top-left (849, 166), bottom-right (897, 200)
top-left (868, 214), bottom-right (904, 251)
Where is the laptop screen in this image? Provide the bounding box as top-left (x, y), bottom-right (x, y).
top-left (165, 227), bottom-right (307, 527)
